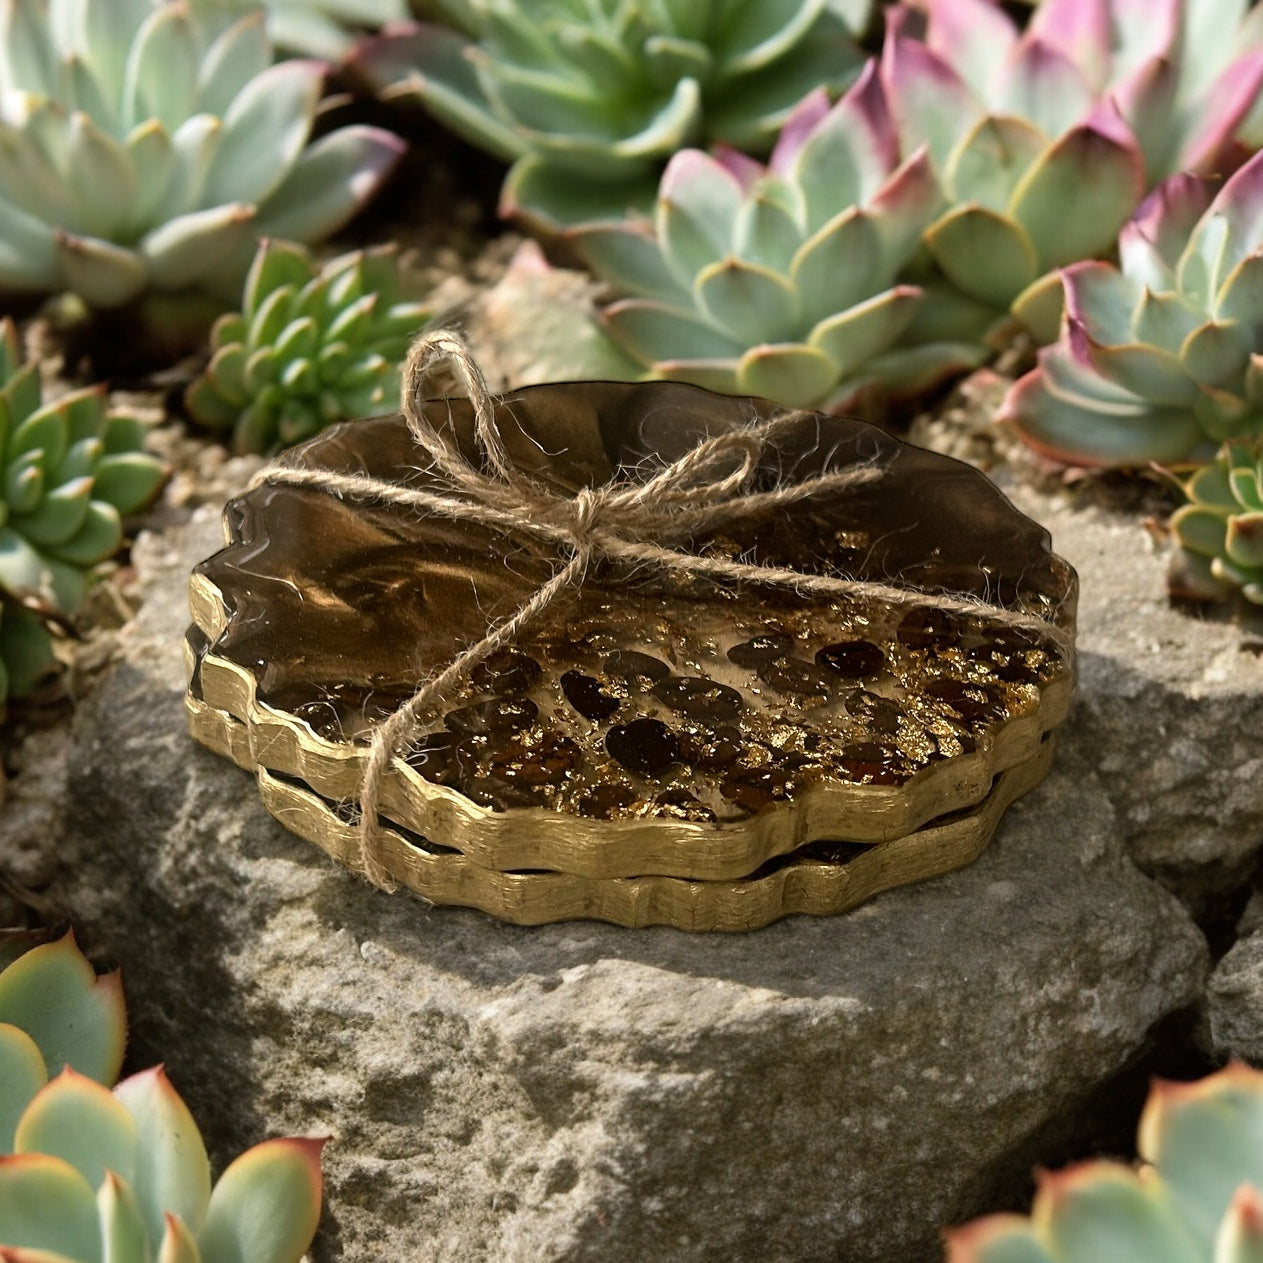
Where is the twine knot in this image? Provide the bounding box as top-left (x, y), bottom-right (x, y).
top-left (251, 331), bottom-right (1070, 893)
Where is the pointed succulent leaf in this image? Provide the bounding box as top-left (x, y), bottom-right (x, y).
top-left (14, 1069), bottom-right (138, 1194)
top-left (1008, 118), bottom-right (1145, 272)
top-left (0, 933), bottom-right (126, 1086)
top-left (138, 203), bottom-right (258, 291)
top-left (807, 285), bottom-right (921, 379)
top-left (924, 204), bottom-right (1039, 309)
top-left (603, 299), bottom-right (744, 366)
top-left (945, 1212), bottom-right (1058, 1263)
top-left (945, 115), bottom-right (1046, 213)
top-left (244, 242), bottom-right (311, 322)
top-left (791, 209), bottom-right (884, 327)
top-left (736, 343), bottom-right (838, 408)
top-left (52, 232), bottom-right (147, 309)
top-left (14, 476), bottom-right (94, 549)
top-left (98, 1170), bottom-right (149, 1263)
top-left (1181, 321), bottom-right (1253, 389)
top-left (198, 1137), bottom-right (324, 1263)
top-left (1215, 255), bottom-right (1263, 328)
top-left (991, 37), bottom-right (1097, 140)
top-left (202, 60), bottom-right (322, 208)
top-left (1215, 1184), bottom-right (1263, 1263)
top-left (1068, 321), bottom-right (1199, 406)
top-left (1140, 1066), bottom-right (1263, 1246)
top-left (1034, 1162), bottom-right (1202, 1262)
top-left (656, 150), bottom-right (744, 284)
top-left (251, 126), bottom-right (405, 244)
top-left (85, 453), bottom-right (165, 516)
top-left (1172, 503), bottom-right (1231, 557)
top-left (1224, 514), bottom-right (1263, 569)
top-left (155, 1212), bottom-right (200, 1263)
top-left (921, 0), bottom-right (1018, 100)
top-left (1120, 175), bottom-right (1214, 289)
top-left (650, 358), bottom-right (742, 396)
top-left (1062, 260), bottom-right (1140, 346)
top-left (1133, 290), bottom-right (1204, 354)
top-left (694, 257), bottom-right (798, 345)
top-left (48, 500), bottom-right (122, 568)
top-left (1011, 271), bottom-right (1066, 346)
top-left (0, 1153), bottom-right (100, 1262)
top-left (731, 188), bottom-right (802, 275)
top-left (0, 1024), bottom-right (47, 1153)
top-left (1001, 359), bottom-right (1205, 465)
top-left (880, 7), bottom-right (981, 169)
top-left (567, 224), bottom-right (686, 303)
top-left (113, 1067), bottom-right (212, 1245)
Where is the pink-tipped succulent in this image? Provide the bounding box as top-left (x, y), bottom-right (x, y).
top-left (568, 64), bottom-right (986, 411)
top-left (882, 0), bottom-right (1149, 333)
top-left (946, 1062), bottom-right (1263, 1263)
top-left (0, 1068), bottom-right (324, 1263)
top-left (1001, 152), bottom-right (1263, 467)
top-left (0, 933), bottom-right (323, 1263)
top-left (0, 932), bottom-right (126, 1152)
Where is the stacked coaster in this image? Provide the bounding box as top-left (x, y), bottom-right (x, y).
top-left (185, 380), bottom-right (1077, 931)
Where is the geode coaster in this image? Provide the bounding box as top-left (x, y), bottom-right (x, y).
top-left (186, 380), bottom-right (1077, 903)
top-left (186, 679), bottom-right (1055, 931)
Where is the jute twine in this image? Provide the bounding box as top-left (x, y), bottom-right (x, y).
top-left (252, 331), bottom-right (1071, 891)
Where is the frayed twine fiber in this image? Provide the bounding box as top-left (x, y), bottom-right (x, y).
top-left (252, 331), bottom-right (1070, 892)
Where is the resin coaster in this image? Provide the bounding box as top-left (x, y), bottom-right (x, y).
top-left (186, 677), bottom-right (1055, 931)
top-left (186, 380), bottom-right (1077, 911)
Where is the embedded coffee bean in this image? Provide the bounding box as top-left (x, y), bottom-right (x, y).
top-left (470, 648), bottom-right (542, 694)
top-left (561, 670), bottom-right (621, 721)
top-left (816, 639), bottom-right (886, 679)
top-left (602, 650), bottom-right (670, 684)
top-left (605, 717), bottom-right (682, 777)
top-left (726, 631), bottom-right (793, 667)
top-left (651, 675), bottom-right (744, 724)
top-left (757, 656), bottom-right (835, 696)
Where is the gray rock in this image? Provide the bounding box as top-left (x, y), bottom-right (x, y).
top-left (51, 498), bottom-right (1207, 1263)
top-left (1202, 895), bottom-right (1263, 1063)
top-left (999, 478), bottom-right (1263, 904)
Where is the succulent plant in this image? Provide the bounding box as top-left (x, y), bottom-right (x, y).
top-left (945, 1061), bottom-right (1263, 1263)
top-left (569, 65), bottom-right (990, 412)
top-left (351, 0), bottom-right (870, 228)
top-left (185, 239), bottom-right (432, 454)
top-left (1168, 441), bottom-right (1263, 604)
top-left (881, 0), bottom-right (1148, 333)
top-left (0, 932), bottom-right (322, 1263)
top-left (0, 0), bottom-right (404, 308)
top-left (1000, 153), bottom-right (1263, 467)
top-left (0, 1068), bottom-right (324, 1263)
top-left (0, 318), bottom-right (165, 616)
top-left (0, 932), bottom-right (126, 1152)
top-left (0, 596), bottom-right (57, 704)
top-left (261, 0), bottom-right (408, 59)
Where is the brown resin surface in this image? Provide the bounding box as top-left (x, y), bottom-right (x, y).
top-left (189, 380), bottom-right (1077, 888)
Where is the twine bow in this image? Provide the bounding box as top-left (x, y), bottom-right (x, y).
top-left (254, 331), bottom-right (1068, 891)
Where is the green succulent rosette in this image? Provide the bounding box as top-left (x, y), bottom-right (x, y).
top-left (1169, 441), bottom-right (1263, 604)
top-left (947, 1063), bottom-right (1263, 1263)
top-left (352, 0), bottom-right (870, 227)
top-left (185, 239), bottom-right (432, 454)
top-left (0, 319), bottom-right (165, 618)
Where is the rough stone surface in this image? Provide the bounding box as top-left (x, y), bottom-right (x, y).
top-left (997, 476), bottom-right (1263, 904)
top-left (1203, 929), bottom-right (1263, 1063)
top-left (49, 495), bottom-right (1212, 1263)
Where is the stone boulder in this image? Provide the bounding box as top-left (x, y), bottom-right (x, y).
top-left (50, 489), bottom-right (1210, 1262)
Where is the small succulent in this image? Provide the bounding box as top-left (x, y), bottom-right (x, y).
top-left (0, 932), bottom-right (322, 1263)
top-left (0, 318), bottom-right (165, 616)
top-left (351, 0), bottom-right (870, 228)
top-left (0, 596), bottom-right (58, 704)
top-left (1000, 153), bottom-right (1263, 467)
top-left (882, 0), bottom-right (1148, 333)
top-left (261, 0), bottom-right (409, 59)
top-left (0, 0), bottom-right (404, 308)
top-left (0, 1068), bottom-right (324, 1263)
top-left (0, 932), bottom-right (126, 1151)
top-left (945, 1061), bottom-right (1263, 1263)
top-left (185, 239), bottom-right (432, 454)
top-left (569, 65), bottom-right (987, 412)
top-left (1168, 441), bottom-right (1263, 604)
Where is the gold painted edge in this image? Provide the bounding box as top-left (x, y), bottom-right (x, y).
top-left (187, 691), bottom-right (1054, 931)
top-left (188, 573), bottom-right (1072, 882)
